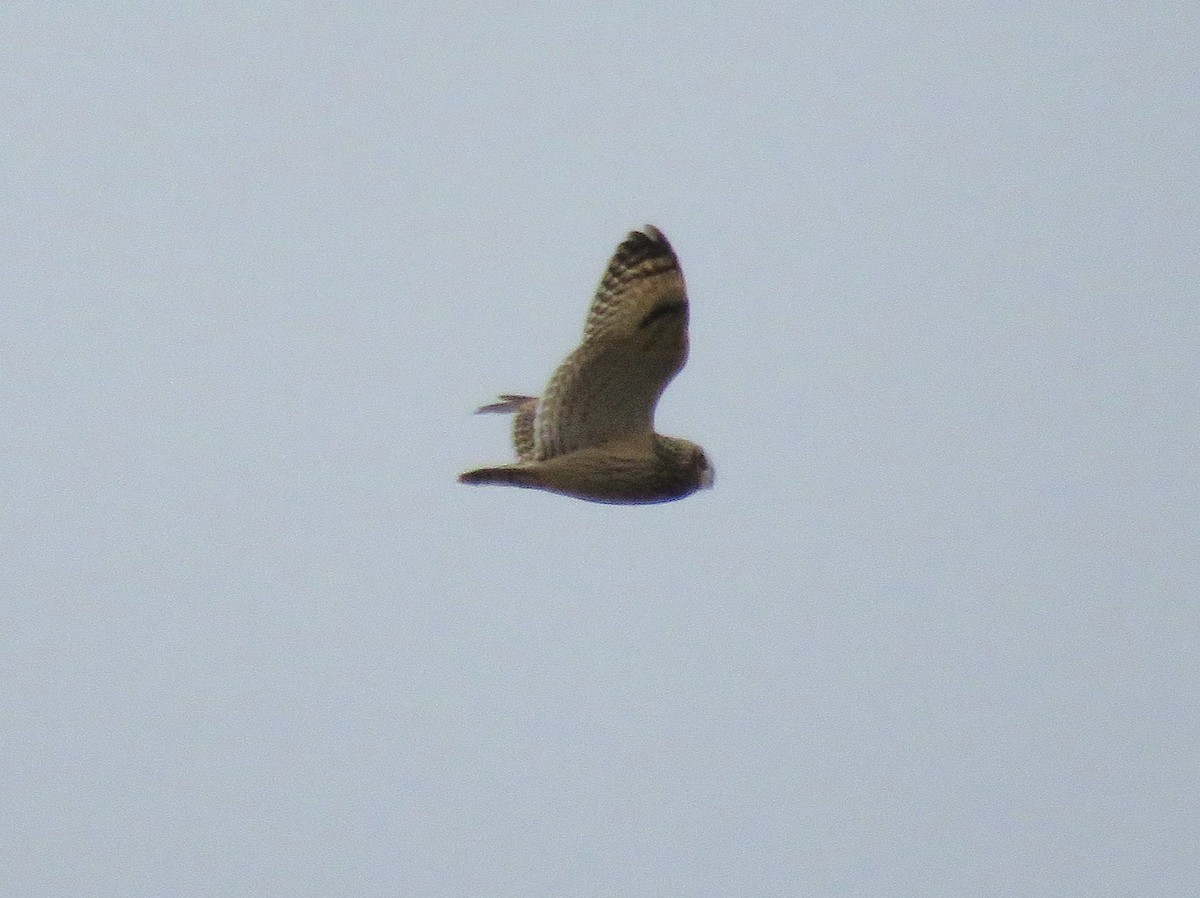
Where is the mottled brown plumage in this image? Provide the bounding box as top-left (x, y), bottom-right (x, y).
top-left (459, 226), bottom-right (713, 504)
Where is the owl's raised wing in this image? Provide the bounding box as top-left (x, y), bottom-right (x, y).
top-left (535, 226), bottom-right (689, 459)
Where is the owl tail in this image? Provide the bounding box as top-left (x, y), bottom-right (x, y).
top-left (475, 395), bottom-right (537, 414)
top-left (472, 395), bottom-right (539, 462)
top-left (458, 465), bottom-right (542, 489)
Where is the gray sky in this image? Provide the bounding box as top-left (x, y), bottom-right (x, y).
top-left (3, 4), bottom-right (1197, 896)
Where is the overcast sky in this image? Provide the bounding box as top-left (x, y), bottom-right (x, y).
top-left (3, 4), bottom-right (1197, 896)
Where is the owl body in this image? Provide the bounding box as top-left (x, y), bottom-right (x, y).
top-left (459, 226), bottom-right (713, 504)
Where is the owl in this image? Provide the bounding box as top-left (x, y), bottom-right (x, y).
top-left (458, 226), bottom-right (713, 504)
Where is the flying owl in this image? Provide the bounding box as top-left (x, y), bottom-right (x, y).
top-left (458, 225), bottom-right (713, 504)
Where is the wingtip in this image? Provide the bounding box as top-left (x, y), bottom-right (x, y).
top-left (458, 465), bottom-right (537, 488)
top-left (458, 467), bottom-right (493, 484)
top-left (616, 225), bottom-right (675, 264)
top-left (628, 224), bottom-right (676, 259)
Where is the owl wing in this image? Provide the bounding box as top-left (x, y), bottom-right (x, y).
top-left (535, 226), bottom-right (689, 460)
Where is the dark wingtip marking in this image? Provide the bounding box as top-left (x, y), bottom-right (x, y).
top-left (459, 466), bottom-right (536, 487)
top-left (616, 226), bottom-right (676, 268)
top-left (458, 467), bottom-right (500, 485)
